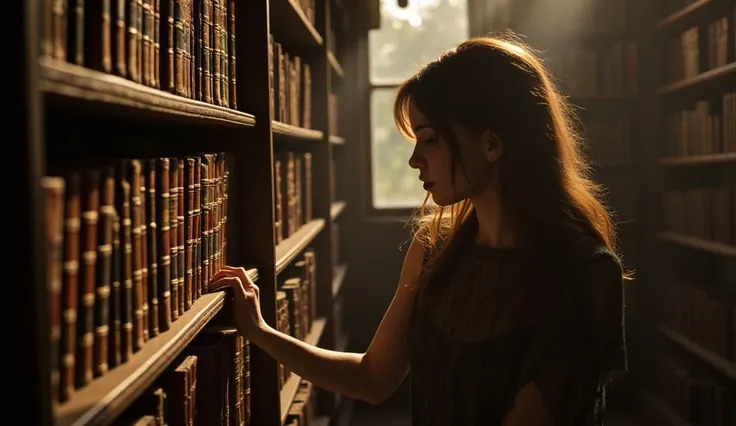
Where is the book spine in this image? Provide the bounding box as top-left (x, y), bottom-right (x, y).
top-left (61, 172), bottom-right (80, 401)
top-left (157, 158), bottom-right (172, 330)
top-left (77, 169), bottom-right (99, 387)
top-left (146, 159), bottom-right (160, 337)
top-left (94, 167), bottom-right (114, 377)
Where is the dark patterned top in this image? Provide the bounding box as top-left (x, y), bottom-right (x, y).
top-left (409, 233), bottom-right (627, 426)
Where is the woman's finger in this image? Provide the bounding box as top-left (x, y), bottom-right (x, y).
top-left (208, 275), bottom-right (242, 293)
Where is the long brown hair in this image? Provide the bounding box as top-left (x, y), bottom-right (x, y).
top-left (393, 33), bottom-right (630, 300)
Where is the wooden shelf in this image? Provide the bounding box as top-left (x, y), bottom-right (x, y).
top-left (332, 264), bottom-right (347, 297)
top-left (270, 0), bottom-right (323, 49)
top-left (39, 57), bottom-right (257, 128)
top-left (637, 390), bottom-right (691, 426)
top-left (660, 232), bottom-right (736, 257)
top-left (659, 153), bottom-right (736, 166)
top-left (658, 325), bottom-right (736, 382)
top-left (276, 219), bottom-right (326, 274)
top-left (330, 201), bottom-right (346, 221)
top-left (280, 318), bottom-right (327, 423)
top-left (655, 0), bottom-right (715, 31)
top-left (54, 291), bottom-right (228, 426)
top-left (658, 63), bottom-right (736, 96)
top-left (272, 121), bottom-right (324, 141)
top-left (328, 51), bottom-right (344, 78)
top-left (329, 135), bottom-right (345, 145)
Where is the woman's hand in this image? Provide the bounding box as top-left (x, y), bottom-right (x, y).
top-left (209, 266), bottom-right (268, 339)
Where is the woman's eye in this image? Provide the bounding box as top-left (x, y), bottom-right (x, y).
top-left (422, 136), bottom-right (437, 145)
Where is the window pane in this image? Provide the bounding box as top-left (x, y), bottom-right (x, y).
top-left (369, 0), bottom-right (469, 84)
top-left (371, 88), bottom-right (427, 209)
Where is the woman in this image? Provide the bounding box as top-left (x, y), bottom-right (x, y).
top-left (211, 34), bottom-right (628, 426)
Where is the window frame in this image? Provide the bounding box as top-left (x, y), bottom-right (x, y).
top-left (361, 0), bottom-right (474, 222)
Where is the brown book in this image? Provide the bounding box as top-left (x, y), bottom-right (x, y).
top-left (77, 169), bottom-right (100, 387)
top-left (61, 172), bottom-right (81, 401)
top-left (115, 163), bottom-right (134, 362)
top-left (169, 158), bottom-right (180, 320)
top-left (212, 0), bottom-right (222, 105)
top-left (185, 158), bottom-right (196, 309)
top-left (303, 250), bottom-right (317, 323)
top-left (227, 0), bottom-right (236, 109)
top-left (202, 0), bottom-right (214, 104)
top-left (187, 328), bottom-right (233, 424)
top-left (173, 0), bottom-right (186, 96)
top-left (221, 154), bottom-right (229, 264)
top-left (268, 35), bottom-right (275, 119)
top-left (281, 278), bottom-right (302, 341)
top-left (213, 154), bottom-right (223, 272)
top-left (193, 157), bottom-right (203, 297)
top-left (42, 176), bottom-right (65, 404)
top-left (129, 160), bottom-right (146, 350)
top-left (126, 0), bottom-right (141, 83)
top-left (109, 208), bottom-right (122, 369)
top-left (112, 0), bottom-right (127, 77)
top-left (51, 0), bottom-right (68, 61)
top-left (84, 0), bottom-right (112, 72)
top-left (156, 158), bottom-right (172, 331)
top-left (160, 0), bottom-right (176, 92)
top-left (94, 167), bottom-right (115, 376)
top-left (194, 0), bottom-right (204, 100)
top-left (177, 159), bottom-right (186, 313)
top-left (140, 165), bottom-right (150, 342)
top-left (68, 0), bottom-right (84, 65)
top-left (167, 355), bottom-right (196, 426)
top-left (145, 159), bottom-right (160, 337)
top-left (294, 156), bottom-right (303, 229)
top-left (142, 0), bottom-right (154, 86)
top-left (200, 155), bottom-right (211, 285)
top-left (136, 0), bottom-right (144, 83)
top-left (153, 0), bottom-right (161, 88)
top-left (274, 159), bottom-right (284, 244)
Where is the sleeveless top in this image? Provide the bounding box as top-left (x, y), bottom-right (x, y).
top-left (409, 233), bottom-right (627, 426)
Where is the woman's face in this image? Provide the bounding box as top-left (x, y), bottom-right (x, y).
top-left (407, 102), bottom-right (502, 206)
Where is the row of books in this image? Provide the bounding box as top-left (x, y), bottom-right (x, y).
top-left (276, 249), bottom-right (317, 389)
top-left (117, 326), bottom-right (249, 425)
top-left (285, 380), bottom-right (317, 426)
top-left (274, 151), bottom-right (314, 244)
top-left (585, 114), bottom-right (636, 165)
top-left (659, 281), bottom-right (735, 363)
top-left (667, 13), bottom-right (732, 85)
top-left (665, 93), bottom-right (736, 158)
top-left (40, 0), bottom-right (238, 109)
top-left (545, 42), bottom-right (638, 98)
top-left (662, 187), bottom-right (736, 246)
top-left (269, 36), bottom-right (313, 128)
top-left (42, 153), bottom-right (229, 404)
top-left (654, 355), bottom-right (735, 426)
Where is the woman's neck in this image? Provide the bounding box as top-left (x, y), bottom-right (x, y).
top-left (470, 190), bottom-right (516, 249)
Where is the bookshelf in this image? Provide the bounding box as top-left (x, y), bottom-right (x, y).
top-left (24, 1), bottom-right (363, 426)
top-left (643, 0), bottom-right (736, 424)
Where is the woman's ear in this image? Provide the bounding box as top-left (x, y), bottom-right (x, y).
top-left (483, 130), bottom-right (503, 163)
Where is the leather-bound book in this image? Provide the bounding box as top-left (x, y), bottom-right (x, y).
top-left (202, 0), bottom-right (214, 104)
top-left (176, 159), bottom-right (186, 313)
top-left (42, 176), bottom-right (65, 403)
top-left (84, 0), bottom-right (112, 72)
top-left (294, 156), bottom-right (303, 229)
top-left (139, 164), bottom-right (150, 342)
top-left (156, 158), bottom-right (172, 331)
top-left (115, 163), bottom-right (134, 362)
top-left (68, 0), bottom-right (84, 65)
top-left (109, 208), bottom-right (122, 369)
top-left (112, 0), bottom-right (127, 77)
top-left (303, 250), bottom-right (317, 323)
top-left (219, 153), bottom-right (229, 265)
top-left (206, 154), bottom-right (217, 280)
top-left (144, 159), bottom-right (159, 337)
top-left (129, 160), bottom-right (146, 349)
top-left (194, 0), bottom-right (204, 100)
top-left (126, 0), bottom-right (141, 83)
top-left (192, 157), bottom-right (202, 297)
top-left (274, 159), bottom-right (284, 244)
top-left (227, 0), bottom-right (236, 109)
top-left (77, 169), bottom-right (100, 387)
top-left (200, 157), bottom-right (211, 288)
top-left (184, 158), bottom-right (196, 309)
top-left (168, 158), bottom-right (180, 320)
top-left (94, 167), bottom-right (115, 376)
top-left (141, 0), bottom-right (153, 86)
top-left (61, 172), bottom-right (81, 401)
top-left (280, 278), bottom-right (302, 341)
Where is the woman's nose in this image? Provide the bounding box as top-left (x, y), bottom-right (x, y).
top-left (408, 148), bottom-right (423, 170)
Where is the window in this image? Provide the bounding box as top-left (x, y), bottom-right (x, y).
top-left (369, 0), bottom-right (469, 210)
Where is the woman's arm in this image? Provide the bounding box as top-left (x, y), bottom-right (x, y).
top-left (230, 236), bottom-right (426, 405)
